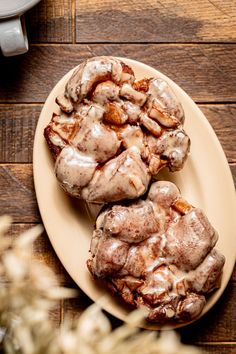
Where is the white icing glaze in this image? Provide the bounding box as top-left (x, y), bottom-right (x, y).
top-left (79, 102), bottom-right (105, 121)
top-left (55, 146), bottom-right (97, 197)
top-left (71, 103), bottom-right (120, 163)
top-left (82, 147), bottom-right (151, 203)
top-left (92, 81), bottom-right (120, 104)
top-left (122, 101), bottom-right (141, 124)
top-left (49, 133), bottom-right (66, 148)
top-left (65, 57), bottom-right (134, 103)
top-left (148, 101), bottom-right (179, 128)
top-left (120, 83), bottom-right (147, 106)
top-left (148, 78), bottom-right (184, 122)
top-left (155, 129), bottom-right (190, 171)
top-left (120, 125), bottom-right (144, 152)
top-left (56, 94), bottom-right (74, 113)
top-left (140, 113), bottom-right (162, 137)
top-left (53, 114), bottom-right (77, 125)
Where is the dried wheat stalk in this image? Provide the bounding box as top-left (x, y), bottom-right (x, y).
top-left (0, 215), bottom-right (201, 354)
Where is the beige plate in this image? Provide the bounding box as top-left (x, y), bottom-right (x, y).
top-left (33, 58), bottom-right (236, 329)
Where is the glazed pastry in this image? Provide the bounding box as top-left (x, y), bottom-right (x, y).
top-left (44, 56), bottom-right (190, 203)
top-left (87, 181), bottom-right (225, 323)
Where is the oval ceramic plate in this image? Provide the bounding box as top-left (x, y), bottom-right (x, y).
top-left (33, 58), bottom-right (236, 329)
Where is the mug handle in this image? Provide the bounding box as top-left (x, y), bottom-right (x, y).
top-left (0, 16), bottom-right (28, 57)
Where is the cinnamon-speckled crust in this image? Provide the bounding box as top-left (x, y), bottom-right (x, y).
top-left (44, 125), bottom-right (63, 159)
top-left (44, 56), bottom-right (190, 203)
top-left (87, 181), bottom-right (225, 324)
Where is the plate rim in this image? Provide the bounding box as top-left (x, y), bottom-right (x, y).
top-left (33, 56), bottom-right (236, 330)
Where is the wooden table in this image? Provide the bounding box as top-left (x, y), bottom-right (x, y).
top-left (0, 1), bottom-right (235, 352)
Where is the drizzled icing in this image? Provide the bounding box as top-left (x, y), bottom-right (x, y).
top-left (82, 147), bottom-right (151, 203)
top-left (71, 104), bottom-right (120, 163)
top-left (148, 78), bottom-right (184, 122)
top-left (44, 56), bottom-right (190, 203)
top-left (92, 81), bottom-right (120, 104)
top-left (120, 83), bottom-right (147, 106)
top-left (56, 146), bottom-right (97, 197)
top-left (64, 56), bottom-right (134, 103)
top-left (88, 181), bottom-right (225, 323)
top-left (122, 101), bottom-right (141, 124)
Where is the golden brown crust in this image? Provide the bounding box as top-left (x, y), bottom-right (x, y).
top-left (133, 78), bottom-right (151, 92)
top-left (103, 102), bottom-right (128, 125)
top-left (44, 126), bottom-right (62, 159)
top-left (172, 198), bottom-right (193, 215)
top-left (121, 61), bottom-right (135, 76)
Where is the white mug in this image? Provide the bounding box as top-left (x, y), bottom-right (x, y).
top-left (0, 0), bottom-right (41, 57)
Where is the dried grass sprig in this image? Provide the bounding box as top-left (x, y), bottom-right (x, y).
top-left (0, 216), bottom-right (201, 354)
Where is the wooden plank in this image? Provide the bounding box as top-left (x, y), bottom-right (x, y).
top-left (0, 44), bottom-right (236, 103)
top-left (179, 283), bottom-right (236, 342)
top-left (76, 0), bottom-right (236, 43)
top-left (48, 303), bottom-right (61, 326)
top-left (6, 224), bottom-right (61, 325)
top-left (0, 105), bottom-right (41, 163)
top-left (0, 164), bottom-right (39, 223)
top-left (1, 103), bottom-right (235, 164)
top-left (198, 345), bottom-right (236, 354)
top-left (8, 224), bottom-right (72, 285)
top-left (231, 261), bottom-right (236, 282)
top-left (25, 0), bottom-right (72, 43)
top-left (62, 295), bottom-right (93, 322)
top-left (199, 105), bottom-right (236, 164)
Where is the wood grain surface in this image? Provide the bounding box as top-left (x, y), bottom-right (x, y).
top-left (0, 0), bottom-right (235, 352)
top-left (76, 0), bottom-right (236, 43)
top-left (199, 346), bottom-right (236, 354)
top-left (0, 44), bottom-right (236, 102)
top-left (0, 165), bottom-right (38, 222)
top-left (26, 0), bottom-right (72, 43)
top-left (0, 105), bottom-right (41, 163)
